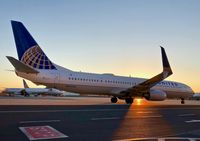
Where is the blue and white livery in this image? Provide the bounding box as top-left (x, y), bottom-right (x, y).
top-left (11, 21), bottom-right (56, 70)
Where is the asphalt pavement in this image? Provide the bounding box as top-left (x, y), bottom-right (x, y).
top-left (0, 97), bottom-right (200, 141)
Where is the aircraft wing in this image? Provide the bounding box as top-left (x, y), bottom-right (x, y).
top-left (120, 47), bottom-right (173, 97)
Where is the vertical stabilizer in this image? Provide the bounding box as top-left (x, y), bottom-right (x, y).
top-left (23, 79), bottom-right (29, 88)
top-left (11, 21), bottom-right (56, 70)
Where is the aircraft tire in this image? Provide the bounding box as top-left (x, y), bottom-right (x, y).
top-left (111, 97), bottom-right (118, 103)
top-left (125, 97), bottom-right (133, 104)
top-left (181, 98), bottom-right (185, 104)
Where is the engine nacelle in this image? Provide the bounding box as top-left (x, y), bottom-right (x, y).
top-left (145, 89), bottom-right (167, 101)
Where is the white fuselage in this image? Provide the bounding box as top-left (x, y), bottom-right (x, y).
top-left (16, 65), bottom-right (194, 99)
top-left (3, 88), bottom-right (24, 95)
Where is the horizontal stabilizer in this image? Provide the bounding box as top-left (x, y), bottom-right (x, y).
top-left (6, 56), bottom-right (39, 74)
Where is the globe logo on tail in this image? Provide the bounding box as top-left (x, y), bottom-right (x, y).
top-left (21, 45), bottom-right (56, 70)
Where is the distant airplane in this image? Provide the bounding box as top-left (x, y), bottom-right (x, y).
top-left (2, 79), bottom-right (63, 97)
top-left (7, 21), bottom-right (194, 104)
top-left (191, 93), bottom-right (200, 100)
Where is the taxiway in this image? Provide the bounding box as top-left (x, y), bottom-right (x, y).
top-left (0, 96), bottom-right (200, 141)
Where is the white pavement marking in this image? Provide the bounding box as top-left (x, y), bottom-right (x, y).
top-left (114, 137), bottom-right (200, 141)
top-left (0, 109), bottom-right (131, 113)
top-left (126, 115), bottom-right (163, 118)
top-left (158, 138), bottom-right (199, 141)
top-left (0, 107), bottom-right (200, 114)
top-left (20, 120), bottom-right (60, 124)
top-left (114, 137), bottom-right (158, 141)
top-left (185, 119), bottom-right (200, 123)
top-left (91, 115), bottom-right (162, 121)
top-left (178, 114), bottom-right (196, 117)
top-left (136, 111), bottom-right (153, 114)
top-left (91, 117), bottom-right (120, 120)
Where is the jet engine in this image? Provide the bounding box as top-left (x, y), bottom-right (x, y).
top-left (145, 89), bottom-right (167, 101)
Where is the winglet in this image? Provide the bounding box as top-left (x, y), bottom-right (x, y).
top-left (6, 56), bottom-right (39, 74)
top-left (160, 46), bottom-right (173, 77)
top-left (126, 46), bottom-right (173, 95)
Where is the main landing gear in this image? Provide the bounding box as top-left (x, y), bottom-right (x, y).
top-left (110, 97), bottom-right (134, 104)
top-left (111, 97), bottom-right (118, 103)
top-left (21, 90), bottom-right (29, 97)
top-left (125, 97), bottom-right (133, 104)
top-left (181, 98), bottom-right (185, 104)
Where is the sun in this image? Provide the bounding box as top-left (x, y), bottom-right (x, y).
top-left (135, 98), bottom-right (142, 105)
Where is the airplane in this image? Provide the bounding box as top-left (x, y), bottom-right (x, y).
top-left (2, 79), bottom-right (64, 97)
top-left (6, 20), bottom-right (194, 104)
top-left (191, 93), bottom-right (200, 100)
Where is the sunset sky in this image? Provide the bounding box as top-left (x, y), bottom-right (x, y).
top-left (0, 0), bottom-right (200, 92)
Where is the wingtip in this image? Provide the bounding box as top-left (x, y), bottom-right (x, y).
top-left (6, 56), bottom-right (13, 60)
top-left (6, 56), bottom-right (17, 61)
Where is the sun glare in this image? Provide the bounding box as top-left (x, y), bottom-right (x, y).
top-left (136, 98), bottom-right (142, 105)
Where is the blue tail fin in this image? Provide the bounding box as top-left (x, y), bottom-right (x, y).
top-left (23, 79), bottom-right (29, 88)
top-left (11, 21), bottom-right (56, 70)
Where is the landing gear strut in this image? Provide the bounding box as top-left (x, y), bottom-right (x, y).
top-left (125, 97), bottom-right (133, 104)
top-left (111, 97), bottom-right (118, 103)
top-left (181, 98), bottom-right (185, 104)
top-left (21, 90), bottom-right (29, 97)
